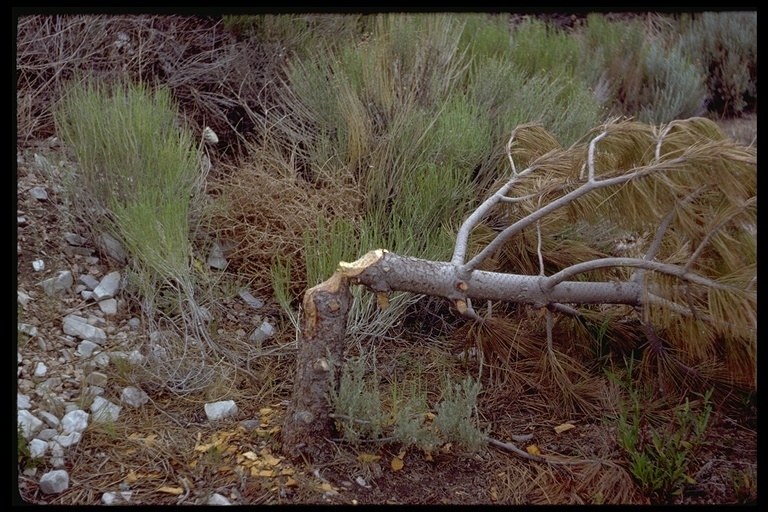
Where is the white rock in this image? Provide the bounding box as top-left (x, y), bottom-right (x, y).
top-left (32, 259), bottom-right (45, 271)
top-left (50, 442), bottom-right (66, 467)
top-left (37, 428), bottom-right (59, 441)
top-left (98, 298), bottom-right (118, 315)
top-left (86, 371), bottom-right (109, 388)
top-left (17, 393), bottom-right (31, 410)
top-left (38, 411), bottom-right (60, 428)
top-left (63, 315), bottom-right (107, 344)
top-left (102, 491), bottom-right (132, 505)
top-left (61, 409), bottom-right (89, 434)
top-left (238, 290), bottom-right (265, 309)
top-left (100, 232), bottom-right (127, 264)
top-left (37, 270), bottom-right (74, 295)
top-left (76, 340), bottom-right (100, 357)
top-left (18, 323), bottom-right (38, 336)
top-left (34, 362), bottom-right (47, 378)
top-left (91, 396), bottom-right (121, 423)
top-left (52, 431), bottom-right (82, 448)
top-left (29, 186), bottom-right (49, 201)
top-left (18, 410), bottom-right (44, 439)
top-left (207, 242), bottom-right (228, 270)
top-left (249, 321), bottom-right (275, 343)
top-left (204, 400), bottom-right (238, 421)
top-left (64, 232), bottom-right (88, 246)
top-left (17, 290), bottom-right (33, 307)
top-left (39, 469), bottom-right (69, 494)
top-left (121, 387), bottom-right (149, 408)
top-left (93, 271), bottom-right (121, 301)
top-left (79, 274), bottom-right (100, 290)
top-left (206, 493), bottom-right (232, 505)
top-left (28, 438), bottom-right (47, 459)
top-left (92, 352), bottom-right (111, 367)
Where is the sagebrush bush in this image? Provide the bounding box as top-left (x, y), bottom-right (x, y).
top-left (676, 11), bottom-right (757, 116)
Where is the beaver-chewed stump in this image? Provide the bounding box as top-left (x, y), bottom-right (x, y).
top-left (281, 271), bottom-right (351, 462)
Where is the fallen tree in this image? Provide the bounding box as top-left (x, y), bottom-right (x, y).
top-left (281, 117), bottom-right (756, 461)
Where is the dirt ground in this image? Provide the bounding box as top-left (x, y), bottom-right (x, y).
top-left (15, 115), bottom-right (757, 505)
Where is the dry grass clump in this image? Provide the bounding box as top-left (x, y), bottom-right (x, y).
top-left (204, 144), bottom-right (363, 296)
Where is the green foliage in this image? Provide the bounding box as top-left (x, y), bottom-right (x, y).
top-left (329, 352), bottom-right (487, 452)
top-left (676, 12), bottom-right (757, 116)
top-left (17, 424), bottom-right (44, 471)
top-left (434, 375), bottom-right (486, 451)
top-left (578, 13), bottom-right (708, 123)
top-left (509, 17), bottom-right (582, 78)
top-left (54, 79), bottom-right (202, 285)
top-left (609, 360), bottom-right (713, 502)
top-left (328, 352), bottom-right (386, 444)
top-left (636, 43), bottom-right (707, 124)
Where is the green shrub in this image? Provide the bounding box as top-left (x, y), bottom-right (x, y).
top-left (636, 43), bottom-right (707, 124)
top-left (509, 17), bottom-right (582, 79)
top-left (54, 78), bottom-right (222, 392)
top-left (330, 354), bottom-right (487, 452)
top-left (609, 360), bottom-right (713, 503)
top-left (676, 12), bottom-right (757, 116)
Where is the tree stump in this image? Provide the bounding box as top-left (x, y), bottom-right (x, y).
top-left (281, 271), bottom-right (351, 461)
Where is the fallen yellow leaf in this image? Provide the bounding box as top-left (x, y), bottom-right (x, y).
top-left (125, 470), bottom-right (139, 484)
top-left (397, 450), bottom-right (407, 459)
top-left (490, 485), bottom-right (498, 501)
top-left (195, 443), bottom-right (214, 452)
top-left (259, 407), bottom-right (274, 415)
top-left (189, 460), bottom-right (198, 469)
top-left (554, 423), bottom-right (576, 434)
top-left (526, 444), bottom-right (542, 456)
top-left (441, 442), bottom-right (453, 453)
top-left (240, 451), bottom-right (259, 461)
top-left (357, 453), bottom-right (381, 463)
top-left (262, 453), bottom-right (283, 466)
top-left (256, 469), bottom-right (277, 478)
top-left (125, 449), bottom-right (137, 455)
top-left (280, 467), bottom-right (295, 476)
top-left (318, 482), bottom-right (338, 494)
top-left (157, 486), bottom-right (184, 495)
top-left (284, 476), bottom-right (299, 487)
top-left (391, 457), bottom-right (404, 471)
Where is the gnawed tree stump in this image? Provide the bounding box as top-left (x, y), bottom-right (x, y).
top-left (281, 271), bottom-right (351, 461)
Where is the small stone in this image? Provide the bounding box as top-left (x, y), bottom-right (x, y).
top-left (121, 386), bottom-right (149, 408)
top-left (34, 362), bottom-right (47, 379)
top-left (204, 400), bottom-right (238, 421)
top-left (91, 396), bottom-right (121, 423)
top-left (92, 271), bottom-right (121, 301)
top-left (86, 371), bottom-right (109, 388)
top-left (39, 470), bottom-right (69, 494)
top-left (52, 431), bottom-right (82, 448)
top-left (98, 298), bottom-right (118, 315)
top-left (29, 186), bottom-right (48, 201)
top-left (17, 393), bottom-right (31, 409)
top-left (206, 493), bottom-right (232, 505)
top-left (28, 438), bottom-right (47, 459)
top-left (18, 410), bottom-right (44, 439)
top-left (61, 410), bottom-right (89, 434)
top-left (102, 491), bottom-right (132, 505)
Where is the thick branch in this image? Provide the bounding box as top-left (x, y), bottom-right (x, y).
top-left (339, 250), bottom-right (645, 308)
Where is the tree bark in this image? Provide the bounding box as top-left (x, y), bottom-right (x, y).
top-left (338, 249), bottom-right (645, 308)
top-left (281, 271), bottom-right (351, 461)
